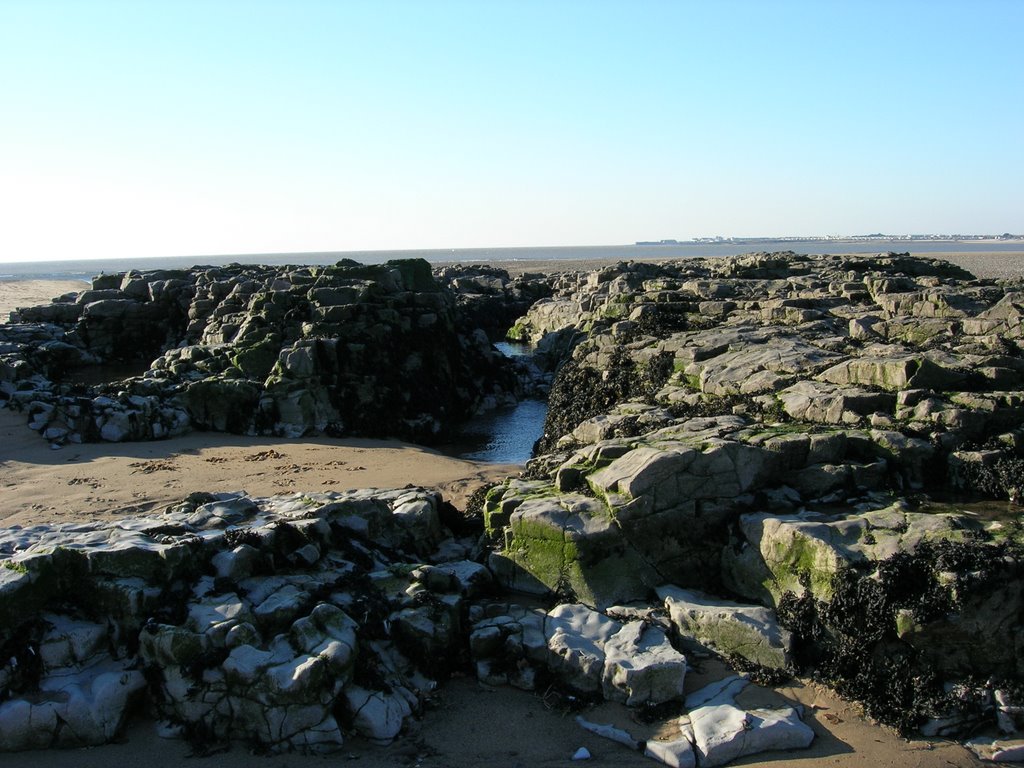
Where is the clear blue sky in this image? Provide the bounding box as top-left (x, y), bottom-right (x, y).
top-left (1, 0), bottom-right (1021, 261)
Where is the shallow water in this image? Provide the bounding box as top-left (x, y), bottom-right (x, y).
top-left (449, 340), bottom-right (547, 464)
top-left (919, 494), bottom-right (1023, 525)
top-left (492, 340), bottom-right (533, 358)
top-left (455, 398), bottom-right (548, 464)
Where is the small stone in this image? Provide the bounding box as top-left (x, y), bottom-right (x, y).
top-left (572, 746), bottom-right (592, 760)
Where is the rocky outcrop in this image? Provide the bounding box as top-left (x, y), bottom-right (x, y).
top-left (434, 263), bottom-right (552, 340)
top-left (6, 250), bottom-right (1024, 757)
top-left (2, 259), bottom-right (540, 444)
top-left (0, 488), bottom-right (819, 763)
top-left (0, 487), bottom-right (475, 751)
top-left (482, 251), bottom-right (1024, 739)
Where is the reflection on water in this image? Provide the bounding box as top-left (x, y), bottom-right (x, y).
top-left (457, 399), bottom-right (547, 463)
top-left (918, 494), bottom-right (1023, 525)
top-left (447, 339), bottom-right (548, 464)
top-left (493, 341), bottom-right (533, 358)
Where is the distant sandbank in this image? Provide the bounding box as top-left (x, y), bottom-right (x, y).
top-left (442, 250), bottom-right (1024, 279)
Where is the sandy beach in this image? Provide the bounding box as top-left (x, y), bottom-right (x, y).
top-left (0, 408), bottom-right (516, 529)
top-left (0, 279), bottom-right (89, 322)
top-left (1, 256), bottom-right (1009, 766)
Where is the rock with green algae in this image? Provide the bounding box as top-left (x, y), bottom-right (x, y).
top-left (486, 416), bottom-right (914, 608)
top-left (721, 502), bottom-right (981, 604)
top-left (657, 585), bottom-right (792, 670)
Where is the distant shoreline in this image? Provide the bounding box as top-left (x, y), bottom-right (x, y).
top-left (636, 236), bottom-right (1024, 246)
top-left (4, 252), bottom-right (1023, 323)
top-left (2, 239), bottom-right (1024, 282)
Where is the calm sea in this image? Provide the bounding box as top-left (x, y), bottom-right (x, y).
top-left (1, 240), bottom-right (1021, 282)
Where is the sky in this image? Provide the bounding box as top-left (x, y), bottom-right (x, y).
top-left (1, 0), bottom-right (1022, 262)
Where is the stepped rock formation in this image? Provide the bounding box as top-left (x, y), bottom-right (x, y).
top-left (485, 251), bottom-right (1024, 741)
top-left (1, 259), bottom-right (547, 444)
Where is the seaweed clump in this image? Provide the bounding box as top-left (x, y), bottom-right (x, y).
top-left (778, 539), bottom-right (1024, 735)
top-left (959, 452), bottom-right (1024, 503)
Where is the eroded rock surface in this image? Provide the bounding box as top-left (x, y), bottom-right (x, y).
top-left (1, 260), bottom-right (549, 444)
top-left (0, 488), bottom-right (475, 752)
top-left (484, 252), bottom-right (1024, 740)
top-left (5, 251), bottom-right (1024, 760)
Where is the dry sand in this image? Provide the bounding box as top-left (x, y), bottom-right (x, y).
top-left (2, 259), bottom-right (1009, 766)
top-left (0, 674), bottom-right (983, 768)
top-left (0, 408), bottom-right (516, 529)
top-left (0, 279), bottom-right (89, 322)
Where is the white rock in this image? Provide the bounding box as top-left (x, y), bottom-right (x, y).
top-left (99, 412), bottom-right (131, 442)
top-left (211, 544), bottom-right (262, 580)
top-left (689, 703), bottom-right (814, 767)
top-left (391, 497), bottom-right (444, 550)
top-left (602, 620), bottom-right (686, 706)
top-left (155, 720), bottom-right (185, 739)
top-left (966, 736), bottom-right (1024, 762)
top-left (644, 737), bottom-right (697, 768)
top-left (265, 654), bottom-right (325, 697)
top-left (223, 643), bottom-right (274, 684)
top-left (545, 604), bottom-right (621, 693)
top-left (253, 583), bottom-right (309, 629)
top-left (37, 614), bottom-right (109, 671)
top-left (288, 714), bottom-right (345, 753)
top-left (343, 684), bottom-right (412, 743)
top-left (186, 592), bottom-right (252, 644)
top-left (0, 658), bottom-right (148, 749)
top-left (571, 746), bottom-right (592, 760)
top-left (685, 675), bottom-right (750, 709)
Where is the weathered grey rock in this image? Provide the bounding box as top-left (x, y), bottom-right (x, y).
top-left (680, 327), bottom-right (843, 396)
top-left (965, 736), bottom-right (1024, 763)
top-left (818, 351), bottom-right (966, 392)
top-left (601, 618), bottom-right (687, 705)
top-left (778, 380), bottom-right (895, 425)
top-left (0, 658), bottom-right (147, 750)
top-left (658, 585), bottom-right (792, 670)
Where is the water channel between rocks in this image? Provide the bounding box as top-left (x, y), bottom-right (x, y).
top-left (452, 341), bottom-right (548, 464)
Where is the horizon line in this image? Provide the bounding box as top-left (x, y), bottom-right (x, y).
top-left (3, 233), bottom-right (1023, 265)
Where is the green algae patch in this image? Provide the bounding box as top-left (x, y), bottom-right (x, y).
top-left (232, 336), bottom-right (282, 380)
top-left (764, 531), bottom-right (844, 602)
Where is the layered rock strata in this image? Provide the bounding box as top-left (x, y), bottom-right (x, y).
top-left (485, 251), bottom-right (1024, 738)
top-left (1, 260), bottom-right (545, 444)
